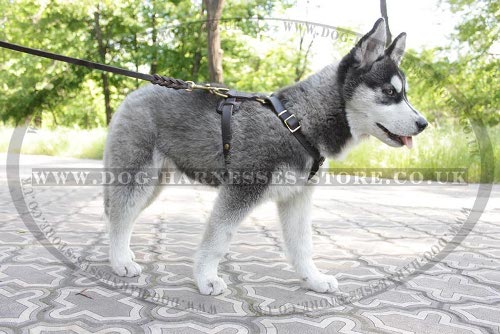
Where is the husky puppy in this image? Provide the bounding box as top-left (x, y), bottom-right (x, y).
top-left (103, 18), bottom-right (428, 295)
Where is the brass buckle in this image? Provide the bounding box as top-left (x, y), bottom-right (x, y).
top-left (284, 115), bottom-right (301, 133)
top-left (278, 109), bottom-right (288, 116)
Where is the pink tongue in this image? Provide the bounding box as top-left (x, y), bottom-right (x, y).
top-left (401, 136), bottom-right (413, 149)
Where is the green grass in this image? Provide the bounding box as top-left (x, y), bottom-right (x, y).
top-left (330, 124), bottom-right (499, 183)
top-left (0, 127), bottom-right (107, 160)
top-left (0, 124), bottom-right (498, 182)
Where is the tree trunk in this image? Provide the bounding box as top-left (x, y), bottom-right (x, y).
top-left (191, 51), bottom-right (202, 78)
top-left (191, 3), bottom-right (205, 79)
top-left (294, 33), bottom-right (314, 82)
top-left (380, 0), bottom-right (392, 46)
top-left (101, 74), bottom-right (112, 125)
top-left (94, 8), bottom-right (112, 125)
top-left (203, 0), bottom-right (225, 83)
top-left (33, 114), bottom-right (42, 127)
top-left (132, 12), bottom-right (140, 89)
top-left (150, 0), bottom-right (158, 74)
top-left (133, 31), bottom-right (139, 88)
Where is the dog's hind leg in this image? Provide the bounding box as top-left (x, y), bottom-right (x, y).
top-left (104, 147), bottom-right (165, 277)
top-left (105, 180), bottom-right (161, 277)
top-left (277, 188), bottom-right (339, 293)
top-left (194, 185), bottom-right (263, 295)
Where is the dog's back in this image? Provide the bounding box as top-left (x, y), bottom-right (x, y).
top-left (104, 84), bottom-right (311, 180)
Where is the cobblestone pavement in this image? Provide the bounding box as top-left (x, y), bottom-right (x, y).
top-left (1, 154), bottom-right (499, 333)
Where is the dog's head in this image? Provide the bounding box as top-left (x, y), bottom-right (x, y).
top-left (340, 18), bottom-right (428, 149)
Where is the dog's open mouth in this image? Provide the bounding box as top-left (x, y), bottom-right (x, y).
top-left (376, 123), bottom-right (413, 149)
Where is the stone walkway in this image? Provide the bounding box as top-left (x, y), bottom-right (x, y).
top-left (1, 154), bottom-right (499, 333)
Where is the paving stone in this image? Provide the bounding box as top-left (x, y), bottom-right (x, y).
top-left (0, 154), bottom-right (499, 333)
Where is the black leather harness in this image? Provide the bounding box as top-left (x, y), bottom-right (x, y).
top-left (216, 90), bottom-right (325, 180)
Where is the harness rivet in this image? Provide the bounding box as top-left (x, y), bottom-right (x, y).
top-left (224, 144), bottom-right (230, 150)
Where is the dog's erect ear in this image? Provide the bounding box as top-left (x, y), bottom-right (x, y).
top-left (353, 18), bottom-right (387, 69)
top-left (385, 32), bottom-right (407, 65)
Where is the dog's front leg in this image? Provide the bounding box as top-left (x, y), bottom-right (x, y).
top-left (277, 188), bottom-right (338, 293)
top-left (194, 185), bottom-right (260, 295)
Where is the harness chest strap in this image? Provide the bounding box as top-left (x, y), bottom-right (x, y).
top-left (217, 93), bottom-right (325, 180)
top-left (265, 96), bottom-right (325, 180)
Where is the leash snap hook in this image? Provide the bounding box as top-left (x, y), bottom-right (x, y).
top-left (185, 81), bottom-right (195, 92)
top-left (185, 81), bottom-right (229, 98)
top-left (212, 88), bottom-right (229, 98)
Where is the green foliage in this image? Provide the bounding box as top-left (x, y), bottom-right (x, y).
top-left (222, 32), bottom-right (303, 92)
top-left (0, 0), bottom-right (292, 127)
top-left (0, 1), bottom-right (91, 125)
top-left (403, 0), bottom-right (499, 126)
top-left (330, 123), bottom-right (499, 183)
top-left (447, 0), bottom-right (498, 54)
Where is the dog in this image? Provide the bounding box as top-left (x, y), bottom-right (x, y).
top-left (103, 18), bottom-right (428, 295)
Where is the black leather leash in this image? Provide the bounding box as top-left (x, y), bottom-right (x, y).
top-left (0, 39), bottom-right (324, 180)
top-left (0, 40), bottom-right (192, 90)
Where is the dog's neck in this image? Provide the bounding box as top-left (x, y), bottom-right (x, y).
top-left (275, 64), bottom-right (357, 159)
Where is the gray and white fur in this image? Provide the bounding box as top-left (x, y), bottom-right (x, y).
top-left (103, 18), bottom-right (428, 295)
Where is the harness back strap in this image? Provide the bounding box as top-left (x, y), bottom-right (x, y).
top-left (217, 97), bottom-right (240, 167)
top-left (226, 90), bottom-right (267, 101)
top-left (266, 96), bottom-right (325, 180)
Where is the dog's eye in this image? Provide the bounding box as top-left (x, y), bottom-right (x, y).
top-left (383, 88), bottom-right (395, 96)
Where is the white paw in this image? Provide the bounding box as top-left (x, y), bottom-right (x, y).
top-left (302, 273), bottom-right (339, 293)
top-left (111, 257), bottom-right (142, 277)
top-left (197, 276), bottom-right (227, 295)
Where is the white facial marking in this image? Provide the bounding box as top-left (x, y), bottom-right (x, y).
top-left (390, 75), bottom-right (403, 93)
top-left (345, 84), bottom-right (423, 146)
top-left (405, 80), bottom-right (409, 92)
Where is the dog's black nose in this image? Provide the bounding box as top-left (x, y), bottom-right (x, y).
top-left (416, 118), bottom-right (428, 132)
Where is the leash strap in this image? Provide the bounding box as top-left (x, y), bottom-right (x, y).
top-left (0, 40), bottom-right (192, 90)
top-left (266, 96), bottom-right (325, 180)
